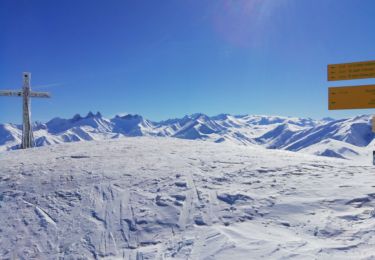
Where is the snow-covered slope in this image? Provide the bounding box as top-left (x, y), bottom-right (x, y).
top-left (1, 112), bottom-right (374, 160)
top-left (1, 137), bottom-right (374, 259)
top-left (299, 138), bottom-right (364, 160)
top-left (283, 115), bottom-right (374, 151)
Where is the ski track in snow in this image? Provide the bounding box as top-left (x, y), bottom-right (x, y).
top-left (0, 137), bottom-right (375, 259)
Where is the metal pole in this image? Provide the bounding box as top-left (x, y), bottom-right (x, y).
top-left (21, 72), bottom-right (34, 149)
top-left (372, 115), bottom-right (375, 165)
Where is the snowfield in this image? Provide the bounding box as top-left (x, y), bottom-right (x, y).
top-left (1, 137), bottom-right (375, 259)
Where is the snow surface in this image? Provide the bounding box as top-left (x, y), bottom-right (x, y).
top-left (1, 137), bottom-right (375, 259)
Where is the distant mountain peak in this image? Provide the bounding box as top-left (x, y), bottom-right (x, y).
top-left (210, 113), bottom-right (230, 120)
top-left (321, 117), bottom-right (335, 122)
top-left (85, 111), bottom-right (102, 118)
top-left (114, 114), bottom-right (143, 121)
top-left (72, 114), bottom-right (83, 122)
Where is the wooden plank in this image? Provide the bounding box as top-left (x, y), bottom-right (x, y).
top-left (0, 91), bottom-right (50, 98)
top-left (328, 85), bottom-right (375, 110)
top-left (0, 90), bottom-right (23, 97)
top-left (30, 92), bottom-right (51, 98)
top-left (328, 60), bottom-right (375, 81)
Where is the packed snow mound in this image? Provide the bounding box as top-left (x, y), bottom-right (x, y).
top-left (0, 137), bottom-right (375, 259)
top-left (0, 113), bottom-right (374, 160)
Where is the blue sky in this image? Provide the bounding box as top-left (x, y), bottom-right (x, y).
top-left (1, 0), bottom-right (375, 123)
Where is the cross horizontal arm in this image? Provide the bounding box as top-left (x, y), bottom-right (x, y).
top-left (30, 92), bottom-right (51, 98)
top-left (0, 90), bottom-right (23, 97)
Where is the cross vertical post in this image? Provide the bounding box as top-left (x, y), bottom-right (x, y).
top-left (22, 72), bottom-right (33, 148)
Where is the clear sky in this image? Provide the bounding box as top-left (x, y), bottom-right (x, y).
top-left (1, 0), bottom-right (375, 123)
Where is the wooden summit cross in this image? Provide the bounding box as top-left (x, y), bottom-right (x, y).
top-left (0, 72), bottom-right (51, 149)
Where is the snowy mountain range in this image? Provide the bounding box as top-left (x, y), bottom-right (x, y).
top-left (1, 112), bottom-right (374, 160)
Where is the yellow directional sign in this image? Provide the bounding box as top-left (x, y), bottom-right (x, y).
top-left (328, 60), bottom-right (375, 81)
top-left (328, 85), bottom-right (375, 110)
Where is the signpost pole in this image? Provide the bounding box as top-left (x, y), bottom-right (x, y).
top-left (373, 116), bottom-right (375, 165)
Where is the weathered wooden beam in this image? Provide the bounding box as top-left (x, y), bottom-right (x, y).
top-left (22, 73), bottom-right (33, 149)
top-left (0, 90), bottom-right (23, 97)
top-left (30, 92), bottom-right (51, 98)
